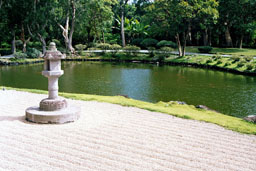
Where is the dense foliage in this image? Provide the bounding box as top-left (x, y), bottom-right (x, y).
top-left (0, 0), bottom-right (255, 57)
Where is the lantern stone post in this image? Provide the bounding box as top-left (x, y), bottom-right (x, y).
top-left (25, 42), bottom-right (80, 124)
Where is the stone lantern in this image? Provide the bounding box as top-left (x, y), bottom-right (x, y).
top-left (25, 42), bottom-right (80, 124)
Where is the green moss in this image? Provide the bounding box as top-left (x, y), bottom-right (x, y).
top-left (2, 86), bottom-right (256, 135)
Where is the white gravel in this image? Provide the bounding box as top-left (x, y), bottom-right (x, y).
top-left (0, 90), bottom-right (256, 171)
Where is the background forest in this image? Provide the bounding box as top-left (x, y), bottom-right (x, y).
top-left (0, 0), bottom-right (256, 57)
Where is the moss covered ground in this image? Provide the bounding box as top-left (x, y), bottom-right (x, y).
top-left (2, 86), bottom-right (256, 135)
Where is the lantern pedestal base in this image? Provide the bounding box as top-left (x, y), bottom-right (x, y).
top-left (25, 106), bottom-right (80, 124)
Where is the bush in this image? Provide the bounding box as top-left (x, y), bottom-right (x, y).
top-left (110, 44), bottom-right (122, 56)
top-left (147, 47), bottom-right (156, 57)
top-left (14, 52), bottom-right (28, 59)
top-left (206, 59), bottom-right (213, 63)
top-left (160, 47), bottom-right (174, 53)
top-left (237, 60), bottom-right (246, 67)
top-left (157, 40), bottom-right (177, 48)
top-left (140, 38), bottom-right (158, 48)
top-left (231, 55), bottom-right (241, 63)
top-left (75, 44), bottom-right (87, 55)
top-left (131, 38), bottom-right (143, 47)
top-left (95, 43), bottom-right (111, 50)
top-left (0, 49), bottom-right (12, 56)
top-left (51, 39), bottom-right (62, 47)
top-left (198, 46), bottom-right (213, 53)
top-left (28, 41), bottom-right (42, 49)
top-left (244, 56), bottom-right (253, 62)
top-left (153, 54), bottom-right (166, 62)
top-left (1, 42), bottom-right (11, 48)
top-left (212, 55), bottom-right (221, 61)
top-left (26, 48), bottom-right (41, 58)
top-left (246, 63), bottom-right (254, 70)
top-left (123, 45), bottom-right (141, 56)
top-left (224, 62), bottom-right (231, 67)
top-left (216, 60), bottom-right (222, 65)
top-left (15, 40), bottom-right (23, 49)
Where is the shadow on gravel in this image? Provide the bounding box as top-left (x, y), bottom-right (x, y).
top-left (0, 116), bottom-right (34, 124)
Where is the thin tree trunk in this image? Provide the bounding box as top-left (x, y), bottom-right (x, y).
top-left (11, 31), bottom-right (16, 54)
top-left (21, 25), bottom-right (30, 53)
top-left (68, 0), bottom-right (76, 54)
top-left (182, 32), bottom-right (187, 57)
top-left (37, 33), bottom-right (46, 54)
top-left (239, 34), bottom-right (244, 49)
top-left (121, 9), bottom-right (126, 47)
top-left (225, 25), bottom-right (233, 47)
top-left (0, 0), bottom-right (3, 9)
top-left (175, 33), bottom-right (182, 57)
top-left (203, 28), bottom-right (209, 46)
top-left (102, 31), bottom-right (105, 43)
top-left (58, 17), bottom-right (69, 51)
top-left (208, 29), bottom-right (212, 46)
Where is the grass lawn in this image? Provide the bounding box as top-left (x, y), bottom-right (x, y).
top-left (2, 86), bottom-right (256, 135)
top-left (185, 46), bottom-right (256, 56)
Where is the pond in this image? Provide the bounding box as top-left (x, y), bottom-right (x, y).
top-left (1, 61), bottom-right (256, 118)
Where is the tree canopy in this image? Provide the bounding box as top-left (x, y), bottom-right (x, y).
top-left (0, 0), bottom-right (255, 56)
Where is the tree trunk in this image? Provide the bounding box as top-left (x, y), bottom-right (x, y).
top-left (175, 33), bottom-right (182, 57)
top-left (203, 28), bottom-right (209, 46)
top-left (38, 33), bottom-right (46, 54)
top-left (20, 25), bottom-right (30, 53)
top-left (68, 0), bottom-right (76, 54)
top-left (11, 31), bottom-right (16, 54)
top-left (102, 31), bottom-right (105, 43)
top-left (208, 29), bottom-right (212, 46)
top-left (182, 32), bottom-right (187, 57)
top-left (225, 25), bottom-right (233, 47)
top-left (121, 9), bottom-right (126, 47)
top-left (239, 34), bottom-right (244, 49)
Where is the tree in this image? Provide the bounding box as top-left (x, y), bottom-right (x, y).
top-left (27, 0), bottom-right (57, 54)
top-left (119, 0), bottom-right (129, 47)
top-left (147, 0), bottom-right (218, 56)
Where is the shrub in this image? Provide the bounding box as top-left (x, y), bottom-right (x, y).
top-left (206, 59), bottom-right (213, 63)
top-left (75, 44), bottom-right (87, 51)
top-left (75, 44), bottom-right (87, 55)
top-left (212, 55), bottom-right (221, 61)
top-left (15, 40), bottom-right (23, 47)
top-left (246, 63), bottom-right (254, 70)
top-left (0, 49), bottom-right (12, 56)
top-left (198, 46), bottom-right (213, 53)
top-left (147, 47), bottom-right (156, 57)
top-left (51, 39), bottom-right (62, 47)
top-left (157, 40), bottom-right (177, 48)
top-left (140, 38), bottom-right (158, 48)
top-left (1, 42), bottom-right (11, 48)
top-left (153, 54), bottom-right (166, 62)
top-left (216, 60), bottom-right (222, 65)
top-left (123, 45), bottom-right (141, 56)
top-left (160, 46), bottom-right (174, 53)
top-left (26, 48), bottom-right (41, 58)
top-left (110, 44), bottom-right (122, 51)
top-left (131, 38), bottom-right (143, 47)
top-left (14, 52), bottom-right (28, 59)
top-left (224, 62), bottom-right (231, 67)
top-left (231, 55), bottom-right (241, 63)
top-left (28, 41), bottom-right (41, 49)
top-left (244, 56), bottom-right (253, 62)
top-left (95, 43), bottom-right (111, 50)
top-left (110, 44), bottom-right (122, 56)
top-left (237, 60), bottom-right (246, 67)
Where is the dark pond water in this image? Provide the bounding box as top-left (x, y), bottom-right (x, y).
top-left (1, 61), bottom-right (256, 118)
